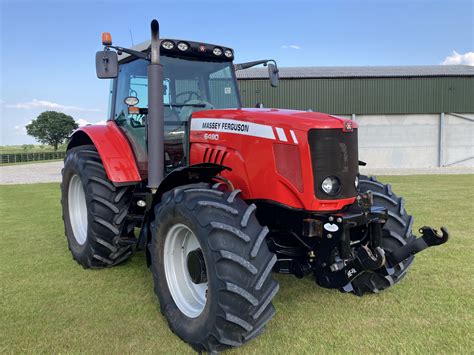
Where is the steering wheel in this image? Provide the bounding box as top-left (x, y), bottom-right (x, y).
top-left (176, 91), bottom-right (200, 103)
top-left (178, 99), bottom-right (215, 122)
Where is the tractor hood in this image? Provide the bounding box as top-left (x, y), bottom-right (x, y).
top-left (189, 108), bottom-right (359, 211)
top-left (190, 108), bottom-right (357, 133)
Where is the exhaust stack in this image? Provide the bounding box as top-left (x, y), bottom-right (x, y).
top-left (147, 19), bottom-right (164, 192)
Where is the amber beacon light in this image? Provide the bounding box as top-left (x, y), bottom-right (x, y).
top-left (101, 32), bottom-right (112, 46)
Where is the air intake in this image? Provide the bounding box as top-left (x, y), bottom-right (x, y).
top-left (203, 148), bottom-right (227, 165)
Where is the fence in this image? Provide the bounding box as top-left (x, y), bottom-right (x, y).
top-left (0, 151), bottom-right (66, 164)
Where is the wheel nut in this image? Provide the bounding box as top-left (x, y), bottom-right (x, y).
top-left (336, 217), bottom-right (342, 223)
top-left (327, 233), bottom-right (332, 239)
top-left (329, 216), bottom-right (334, 222)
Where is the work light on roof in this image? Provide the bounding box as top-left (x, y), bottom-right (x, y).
top-left (213, 47), bottom-right (223, 56)
top-left (161, 40), bottom-right (175, 50)
top-left (177, 42), bottom-right (189, 51)
top-left (224, 49), bottom-right (233, 58)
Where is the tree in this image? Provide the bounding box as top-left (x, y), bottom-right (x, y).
top-left (26, 111), bottom-right (78, 150)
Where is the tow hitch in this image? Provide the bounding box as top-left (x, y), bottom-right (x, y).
top-left (386, 226), bottom-right (449, 266)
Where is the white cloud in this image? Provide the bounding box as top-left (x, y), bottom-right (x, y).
top-left (76, 118), bottom-right (106, 127)
top-left (281, 45), bottom-right (301, 50)
top-left (76, 118), bottom-right (91, 127)
top-left (441, 51), bottom-right (474, 66)
top-left (4, 99), bottom-right (102, 113)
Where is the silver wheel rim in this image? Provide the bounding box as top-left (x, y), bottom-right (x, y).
top-left (164, 223), bottom-right (207, 318)
top-left (68, 174), bottom-right (88, 245)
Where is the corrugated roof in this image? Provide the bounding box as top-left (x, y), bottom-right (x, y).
top-left (235, 65), bottom-right (474, 79)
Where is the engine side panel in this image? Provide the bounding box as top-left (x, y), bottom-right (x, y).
top-left (189, 109), bottom-right (357, 211)
top-left (68, 121), bottom-right (142, 184)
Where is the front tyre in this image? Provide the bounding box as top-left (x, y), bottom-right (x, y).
top-left (61, 145), bottom-right (135, 268)
top-left (349, 175), bottom-right (416, 295)
top-left (150, 185), bottom-right (279, 353)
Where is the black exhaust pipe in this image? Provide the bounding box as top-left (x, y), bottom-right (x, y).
top-left (147, 19), bottom-right (164, 193)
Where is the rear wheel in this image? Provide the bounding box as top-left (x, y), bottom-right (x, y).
top-left (348, 175), bottom-right (416, 296)
top-left (150, 184), bottom-right (279, 353)
top-left (61, 145), bottom-right (135, 268)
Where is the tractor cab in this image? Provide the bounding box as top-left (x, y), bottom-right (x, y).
top-left (112, 40), bottom-right (241, 173)
top-left (97, 33), bottom-right (278, 176)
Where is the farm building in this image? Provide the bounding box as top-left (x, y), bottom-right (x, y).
top-left (236, 65), bottom-right (474, 168)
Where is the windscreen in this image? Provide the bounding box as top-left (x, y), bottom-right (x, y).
top-left (115, 56), bottom-right (240, 118)
top-left (113, 56), bottom-right (240, 174)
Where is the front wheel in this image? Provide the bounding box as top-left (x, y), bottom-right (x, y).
top-left (150, 184), bottom-right (279, 353)
top-left (348, 175), bottom-right (416, 295)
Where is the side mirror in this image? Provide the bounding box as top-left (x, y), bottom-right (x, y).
top-left (268, 63), bottom-right (279, 87)
top-left (95, 50), bottom-right (118, 79)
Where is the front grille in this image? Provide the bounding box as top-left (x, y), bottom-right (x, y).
top-left (308, 129), bottom-right (359, 200)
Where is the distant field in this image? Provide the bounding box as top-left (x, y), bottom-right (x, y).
top-left (1, 175), bottom-right (473, 353)
top-left (0, 144), bottom-right (66, 154)
top-left (0, 145), bottom-right (66, 164)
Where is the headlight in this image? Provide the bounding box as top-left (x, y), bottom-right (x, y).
top-left (321, 176), bottom-right (341, 195)
top-left (161, 40), bottom-right (175, 50)
top-left (355, 176), bottom-right (359, 189)
top-left (213, 47), bottom-right (223, 56)
top-left (224, 49), bottom-right (233, 58)
top-left (177, 42), bottom-right (189, 51)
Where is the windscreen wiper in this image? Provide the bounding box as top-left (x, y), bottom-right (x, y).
top-left (128, 103), bottom-right (207, 115)
top-left (168, 103), bottom-right (207, 107)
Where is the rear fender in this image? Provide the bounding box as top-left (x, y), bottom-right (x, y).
top-left (67, 121), bottom-right (141, 184)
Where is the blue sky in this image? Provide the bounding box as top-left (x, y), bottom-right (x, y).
top-left (1, 0), bottom-right (473, 145)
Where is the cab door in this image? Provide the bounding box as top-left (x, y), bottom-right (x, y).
top-left (113, 59), bottom-right (188, 175)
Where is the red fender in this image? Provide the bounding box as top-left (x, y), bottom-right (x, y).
top-left (68, 121), bottom-right (142, 184)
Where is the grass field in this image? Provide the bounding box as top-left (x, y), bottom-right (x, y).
top-left (1, 175), bottom-right (473, 353)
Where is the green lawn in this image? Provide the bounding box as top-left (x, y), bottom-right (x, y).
top-left (1, 176), bottom-right (473, 353)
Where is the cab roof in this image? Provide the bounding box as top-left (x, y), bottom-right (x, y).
top-left (118, 39), bottom-right (234, 64)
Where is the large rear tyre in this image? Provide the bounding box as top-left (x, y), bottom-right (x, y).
top-left (348, 175), bottom-right (416, 296)
top-left (150, 184), bottom-right (279, 353)
top-left (61, 145), bottom-right (135, 268)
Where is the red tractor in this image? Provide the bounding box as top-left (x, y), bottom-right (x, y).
top-left (61, 20), bottom-right (448, 352)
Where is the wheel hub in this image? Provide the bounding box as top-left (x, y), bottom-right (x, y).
top-left (187, 249), bottom-right (207, 284)
top-left (163, 223), bottom-right (208, 318)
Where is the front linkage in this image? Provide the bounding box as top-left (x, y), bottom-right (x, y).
top-left (274, 192), bottom-right (449, 292)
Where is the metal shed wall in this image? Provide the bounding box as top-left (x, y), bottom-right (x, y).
top-left (237, 77), bottom-right (474, 114)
